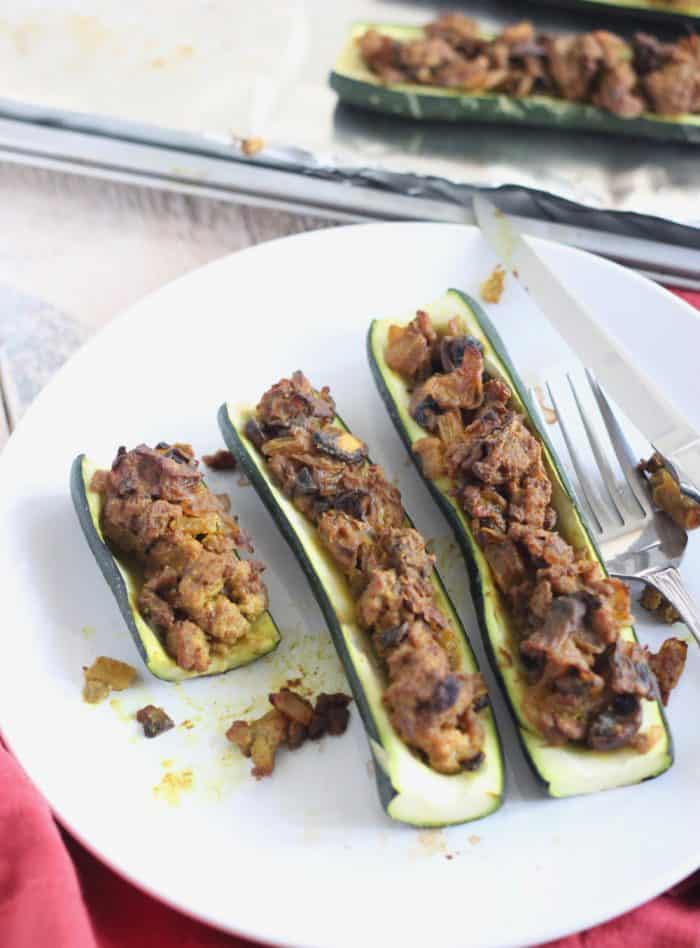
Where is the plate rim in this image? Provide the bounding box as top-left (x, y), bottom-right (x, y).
top-left (0, 220), bottom-right (698, 948)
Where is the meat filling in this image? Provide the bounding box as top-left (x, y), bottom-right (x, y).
top-left (387, 312), bottom-right (685, 750)
top-left (91, 443), bottom-right (268, 673)
top-left (358, 15), bottom-right (700, 119)
top-left (247, 371), bottom-right (488, 775)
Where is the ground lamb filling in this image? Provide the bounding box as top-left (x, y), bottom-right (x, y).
top-left (358, 14), bottom-right (700, 118)
top-left (246, 371), bottom-right (488, 775)
top-left (92, 443), bottom-right (268, 673)
top-left (386, 312), bottom-right (686, 751)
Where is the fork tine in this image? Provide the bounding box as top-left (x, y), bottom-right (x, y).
top-left (544, 372), bottom-right (623, 536)
top-left (565, 366), bottom-right (646, 526)
top-left (585, 370), bottom-right (654, 518)
top-left (529, 382), bottom-right (603, 534)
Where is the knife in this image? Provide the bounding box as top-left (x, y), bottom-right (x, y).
top-left (472, 193), bottom-right (700, 505)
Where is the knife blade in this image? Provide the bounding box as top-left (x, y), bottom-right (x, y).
top-left (472, 193), bottom-right (700, 503)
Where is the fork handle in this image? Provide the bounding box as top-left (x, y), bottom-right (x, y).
top-left (644, 567), bottom-right (700, 648)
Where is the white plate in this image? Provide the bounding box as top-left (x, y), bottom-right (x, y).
top-left (0, 223), bottom-right (698, 948)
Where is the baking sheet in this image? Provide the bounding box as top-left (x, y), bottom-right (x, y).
top-left (0, 0), bottom-right (699, 248)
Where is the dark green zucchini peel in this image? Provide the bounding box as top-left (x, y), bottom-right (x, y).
top-left (537, 0), bottom-right (700, 24)
top-left (218, 404), bottom-right (505, 827)
top-left (367, 290), bottom-right (673, 797)
top-left (330, 23), bottom-right (700, 144)
top-left (70, 454), bottom-right (280, 682)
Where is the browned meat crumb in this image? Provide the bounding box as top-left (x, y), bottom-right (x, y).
top-left (640, 585), bottom-right (681, 625)
top-left (82, 679), bottom-right (111, 704)
top-left (91, 443), bottom-right (268, 673)
top-left (82, 656), bottom-right (137, 703)
top-left (480, 266), bottom-right (506, 304)
top-left (136, 705), bottom-right (175, 738)
top-left (388, 309), bottom-right (686, 751)
top-left (647, 638), bottom-right (688, 705)
top-left (308, 693), bottom-right (352, 739)
top-left (227, 710), bottom-right (288, 778)
top-left (241, 136), bottom-right (265, 157)
top-left (358, 17), bottom-right (700, 120)
top-left (201, 449), bottom-right (237, 471)
top-left (227, 690), bottom-right (352, 777)
top-left (269, 688), bottom-right (314, 725)
top-left (638, 452), bottom-right (700, 531)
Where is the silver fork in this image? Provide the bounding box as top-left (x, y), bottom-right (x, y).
top-left (529, 362), bottom-right (700, 646)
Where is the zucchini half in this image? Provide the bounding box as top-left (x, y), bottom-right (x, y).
top-left (218, 404), bottom-right (505, 827)
top-left (70, 454), bottom-right (281, 682)
top-left (367, 291), bottom-right (673, 797)
top-left (537, 0), bottom-right (700, 24)
top-left (330, 24), bottom-right (700, 145)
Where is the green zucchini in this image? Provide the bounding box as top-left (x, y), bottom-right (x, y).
top-left (367, 290), bottom-right (673, 797)
top-left (70, 454), bottom-right (281, 682)
top-left (330, 23), bottom-right (700, 144)
top-left (537, 0), bottom-right (700, 24)
top-left (218, 404), bottom-right (505, 827)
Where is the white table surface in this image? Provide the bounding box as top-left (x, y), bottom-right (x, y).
top-left (0, 161), bottom-right (336, 445)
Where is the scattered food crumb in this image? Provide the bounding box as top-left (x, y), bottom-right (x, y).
top-left (83, 679), bottom-right (110, 704)
top-left (136, 705), bottom-right (175, 738)
top-left (241, 136), bottom-right (265, 157)
top-left (647, 639), bottom-right (688, 706)
top-left (161, 759), bottom-right (174, 769)
top-left (82, 656), bottom-right (137, 704)
top-left (180, 719), bottom-right (195, 730)
top-left (468, 835), bottom-right (482, 846)
top-left (480, 265), bottom-right (506, 304)
top-left (153, 768), bottom-right (194, 806)
top-left (640, 585), bottom-right (680, 625)
top-left (237, 474), bottom-right (251, 487)
top-left (533, 385), bottom-right (558, 425)
top-left (202, 449), bottom-right (237, 471)
top-left (638, 452), bottom-right (700, 531)
top-left (226, 689), bottom-right (352, 779)
top-left (80, 626), bottom-right (96, 640)
top-left (445, 854), bottom-right (454, 861)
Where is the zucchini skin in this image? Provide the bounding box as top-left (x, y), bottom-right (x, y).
top-left (367, 291), bottom-right (673, 797)
top-left (536, 0), bottom-right (700, 24)
top-left (70, 453), bottom-right (281, 682)
top-left (330, 24), bottom-right (700, 145)
top-left (218, 404), bottom-right (505, 827)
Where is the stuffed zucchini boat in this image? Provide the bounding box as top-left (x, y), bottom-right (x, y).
top-left (330, 19), bottom-right (700, 144)
top-left (368, 291), bottom-right (676, 797)
top-left (71, 444), bottom-right (280, 682)
top-left (218, 375), bottom-right (504, 827)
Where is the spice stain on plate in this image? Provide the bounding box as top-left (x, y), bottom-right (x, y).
top-left (153, 768), bottom-right (194, 806)
top-left (80, 625), bottom-right (96, 639)
top-left (412, 829), bottom-right (448, 858)
top-left (468, 834), bottom-right (482, 846)
top-left (109, 698), bottom-right (132, 723)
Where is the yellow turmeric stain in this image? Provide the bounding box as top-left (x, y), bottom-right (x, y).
top-left (109, 698), bottom-right (132, 723)
top-left (153, 769), bottom-right (194, 806)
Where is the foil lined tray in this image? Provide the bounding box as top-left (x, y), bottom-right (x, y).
top-left (0, 0), bottom-right (698, 268)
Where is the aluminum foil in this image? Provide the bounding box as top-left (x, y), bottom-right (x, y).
top-left (0, 0), bottom-right (698, 248)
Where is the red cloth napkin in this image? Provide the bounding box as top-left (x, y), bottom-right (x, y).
top-left (3, 287), bottom-right (700, 948)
